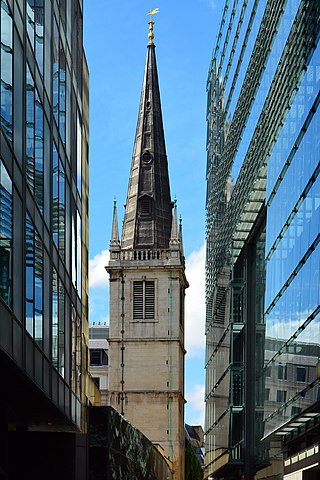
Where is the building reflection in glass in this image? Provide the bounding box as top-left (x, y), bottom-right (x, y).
top-left (0, 0), bottom-right (13, 142)
top-left (0, 159), bottom-right (12, 306)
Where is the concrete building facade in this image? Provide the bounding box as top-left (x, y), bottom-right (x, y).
top-left (107, 21), bottom-right (188, 480)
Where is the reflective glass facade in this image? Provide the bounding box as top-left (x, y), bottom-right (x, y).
top-left (205, 1), bottom-right (320, 478)
top-left (0, 0), bottom-right (89, 436)
top-left (263, 23), bottom-right (320, 440)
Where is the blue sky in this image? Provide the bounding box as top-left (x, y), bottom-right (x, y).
top-left (83, 0), bottom-right (223, 426)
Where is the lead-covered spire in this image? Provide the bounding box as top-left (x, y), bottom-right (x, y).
top-left (121, 29), bottom-right (172, 250)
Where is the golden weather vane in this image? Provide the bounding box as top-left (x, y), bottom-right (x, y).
top-left (146, 8), bottom-right (159, 44)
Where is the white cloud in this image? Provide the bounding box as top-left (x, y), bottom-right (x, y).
top-left (185, 243), bottom-right (206, 356)
top-left (198, 0), bottom-right (217, 10)
top-left (186, 384), bottom-right (205, 426)
top-left (89, 249), bottom-right (110, 288)
top-left (266, 308), bottom-right (319, 344)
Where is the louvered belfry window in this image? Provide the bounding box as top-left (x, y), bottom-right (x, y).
top-left (133, 280), bottom-right (155, 320)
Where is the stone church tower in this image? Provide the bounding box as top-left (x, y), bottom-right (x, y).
top-left (106, 16), bottom-right (188, 480)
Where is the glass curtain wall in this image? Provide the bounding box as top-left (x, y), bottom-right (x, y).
top-left (263, 17), bottom-right (320, 438)
top-left (0, 0), bottom-right (88, 431)
top-left (205, 0), bottom-right (320, 477)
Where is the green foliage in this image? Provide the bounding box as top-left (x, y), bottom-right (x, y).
top-left (185, 440), bottom-right (203, 480)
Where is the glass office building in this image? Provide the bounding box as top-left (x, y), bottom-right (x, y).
top-left (205, 1), bottom-right (320, 478)
top-left (0, 2), bottom-right (91, 476)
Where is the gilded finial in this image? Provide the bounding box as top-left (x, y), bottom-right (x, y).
top-left (146, 8), bottom-right (159, 44)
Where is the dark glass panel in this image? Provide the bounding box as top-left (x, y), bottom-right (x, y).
top-left (71, 211), bottom-right (76, 286)
top-left (76, 112), bottom-right (81, 194)
top-left (35, 0), bottom-right (44, 74)
top-left (26, 0), bottom-right (35, 46)
top-left (13, 31), bottom-right (23, 164)
top-left (52, 16), bottom-right (59, 124)
top-left (0, 160), bottom-right (12, 307)
top-left (25, 64), bottom-right (44, 213)
top-left (76, 210), bottom-right (81, 295)
top-left (25, 213), bottom-right (34, 337)
top-left (25, 300), bottom-right (34, 336)
top-left (0, 0), bottom-right (13, 141)
top-left (26, 65), bottom-right (35, 191)
top-left (58, 278), bottom-right (65, 377)
top-left (59, 45), bottom-right (66, 143)
top-left (34, 230), bottom-right (43, 346)
top-left (35, 90), bottom-right (44, 212)
top-left (60, 0), bottom-right (66, 30)
top-left (52, 267), bottom-right (58, 368)
top-left (26, 0), bottom-right (45, 75)
top-left (297, 366), bottom-right (306, 383)
top-left (90, 349), bottom-right (102, 366)
top-left (25, 213), bottom-right (43, 346)
top-left (52, 143), bottom-right (59, 246)
top-left (58, 160), bottom-right (65, 259)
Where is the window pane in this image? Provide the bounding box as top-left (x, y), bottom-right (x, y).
top-left (71, 212), bottom-right (76, 286)
top-left (35, 91), bottom-right (44, 212)
top-left (34, 230), bottom-right (43, 346)
top-left (90, 349), bottom-right (101, 366)
top-left (26, 0), bottom-right (35, 46)
top-left (52, 267), bottom-right (58, 368)
top-left (0, 160), bottom-right (12, 306)
top-left (59, 160), bottom-right (65, 259)
top-left (296, 366), bottom-right (306, 383)
top-left (58, 279), bottom-right (65, 377)
top-left (76, 112), bottom-right (82, 194)
top-left (52, 144), bottom-right (59, 246)
top-left (52, 16), bottom-right (59, 124)
top-left (35, 0), bottom-right (44, 75)
top-left (76, 210), bottom-right (81, 295)
top-left (26, 65), bottom-right (35, 191)
top-left (25, 213), bottom-right (43, 346)
top-left (0, 0), bottom-right (13, 141)
top-left (59, 46), bottom-right (66, 143)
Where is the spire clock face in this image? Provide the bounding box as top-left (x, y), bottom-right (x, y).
top-left (143, 151), bottom-right (153, 164)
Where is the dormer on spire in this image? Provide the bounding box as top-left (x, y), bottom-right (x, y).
top-left (110, 198), bottom-right (120, 254)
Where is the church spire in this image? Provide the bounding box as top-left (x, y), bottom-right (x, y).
top-left (121, 16), bottom-right (172, 250)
